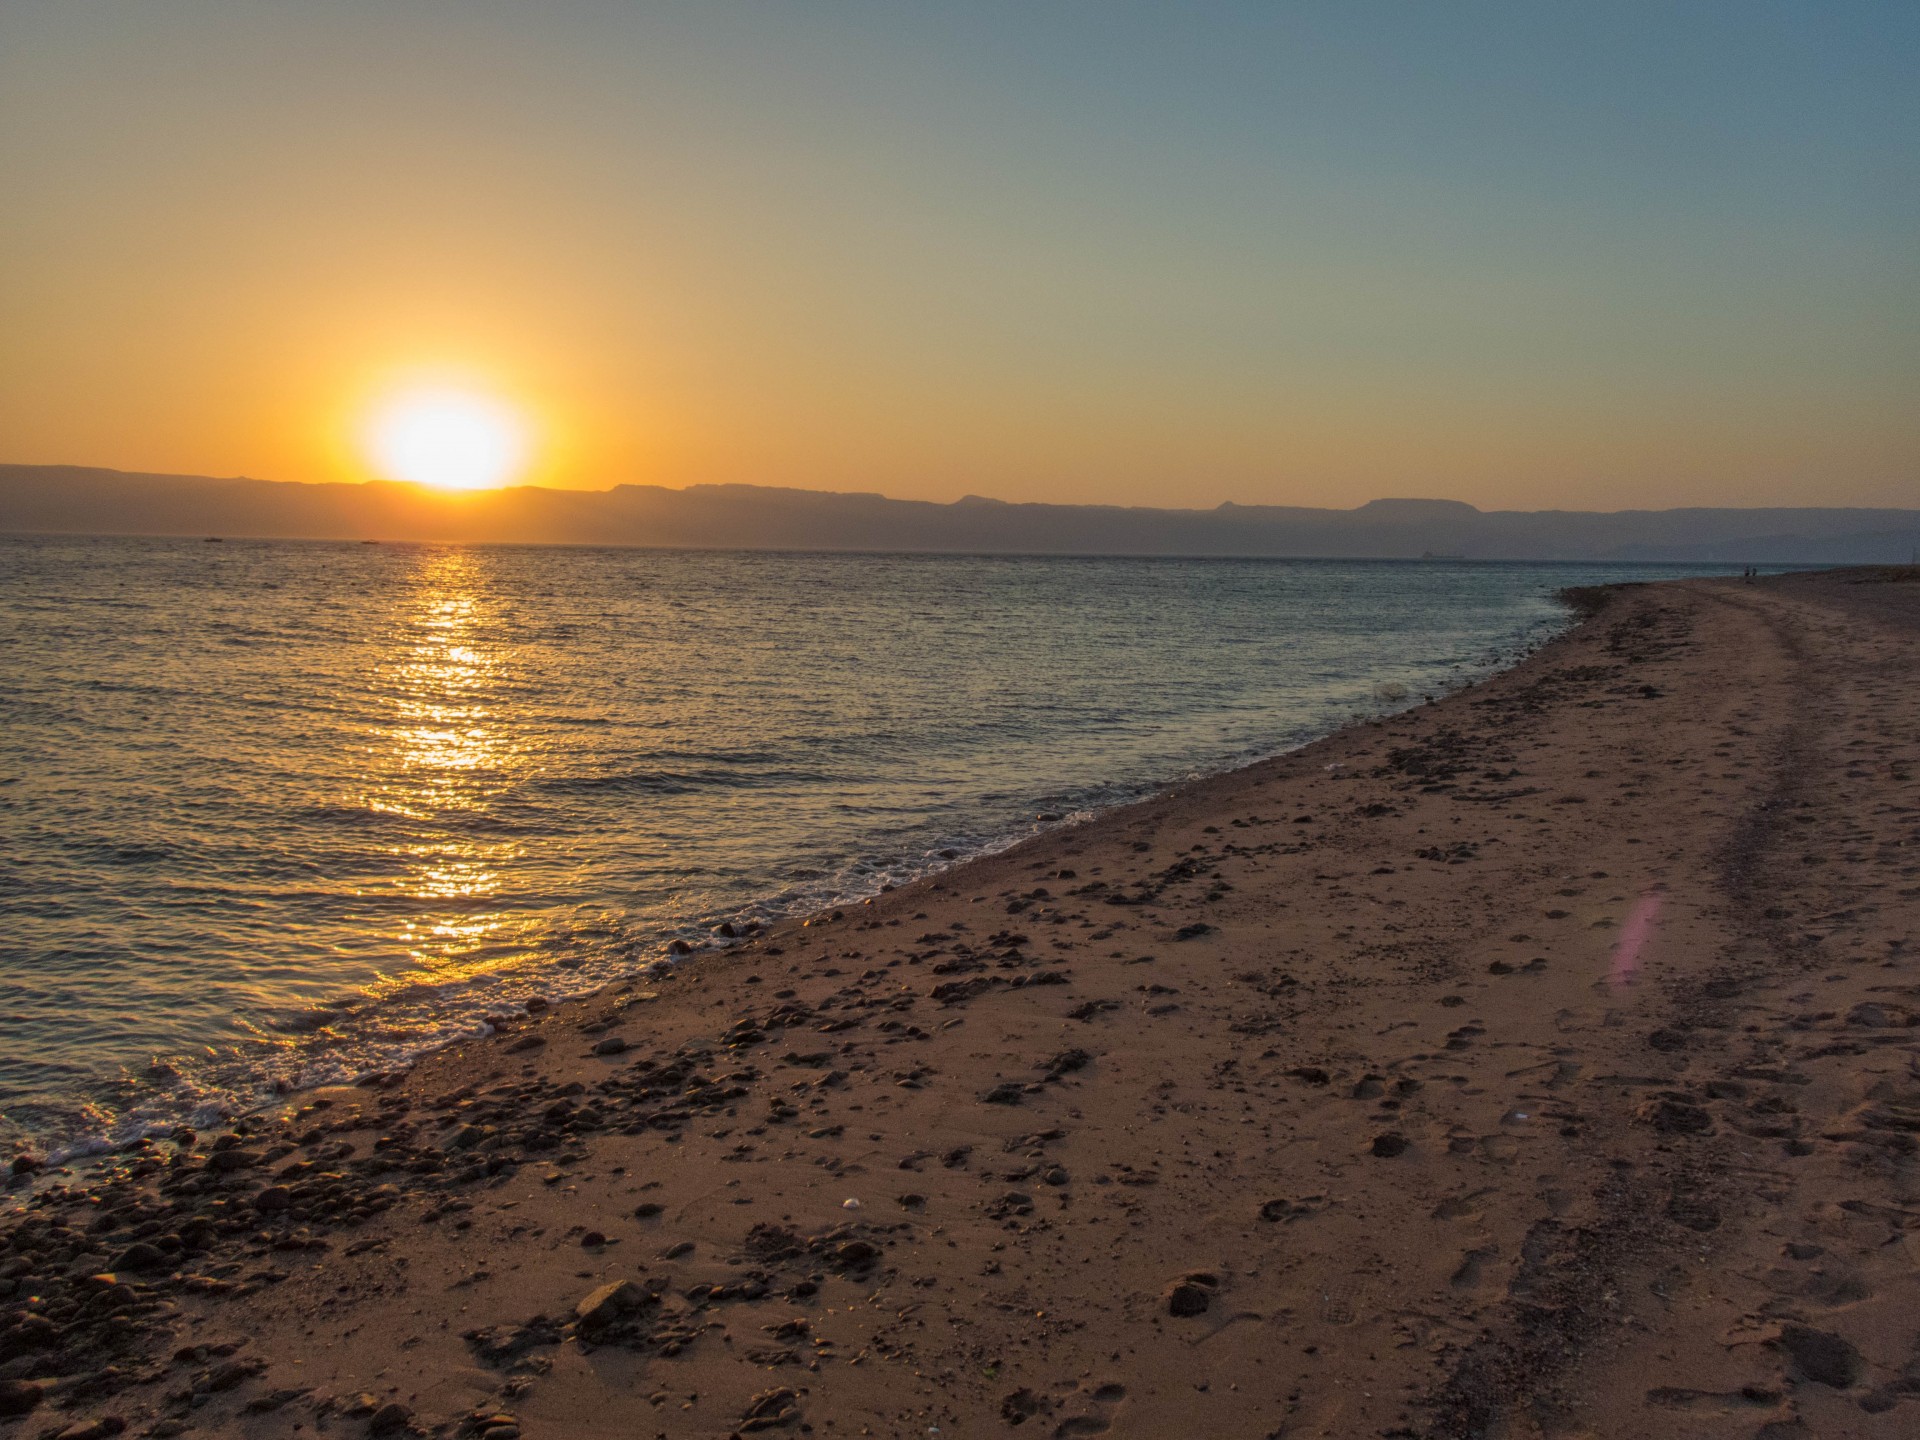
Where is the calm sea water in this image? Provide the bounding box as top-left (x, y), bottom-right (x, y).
top-left (0, 537), bottom-right (1747, 1158)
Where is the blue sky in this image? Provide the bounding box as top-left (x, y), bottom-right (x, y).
top-left (2, 1), bottom-right (1914, 507)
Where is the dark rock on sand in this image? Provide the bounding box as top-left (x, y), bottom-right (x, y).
top-left (112, 1241), bottom-right (167, 1272)
top-left (986, 1191), bottom-right (1035, 1220)
top-left (983, 1082), bottom-right (1026, 1105)
top-left (575, 1280), bottom-right (648, 1332)
top-left (0, 1378), bottom-right (44, 1417)
top-left (1043, 1049), bottom-right (1091, 1080)
top-left (53, 1420), bottom-right (126, 1439)
top-left (830, 1239), bottom-right (878, 1273)
top-left (1166, 1281), bottom-right (1212, 1317)
top-left (1370, 1133), bottom-right (1409, 1157)
top-left (368, 1400), bottom-right (414, 1432)
top-left (1259, 1197), bottom-right (1320, 1222)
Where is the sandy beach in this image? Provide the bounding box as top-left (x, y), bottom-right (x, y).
top-left (4, 567), bottom-right (1917, 1440)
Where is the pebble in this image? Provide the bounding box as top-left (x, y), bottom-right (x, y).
top-left (111, 1241), bottom-right (166, 1272)
top-left (1166, 1282), bottom-right (1212, 1317)
top-left (368, 1400), bottom-right (413, 1433)
top-left (0, 1379), bottom-right (44, 1417)
top-left (575, 1279), bottom-right (647, 1332)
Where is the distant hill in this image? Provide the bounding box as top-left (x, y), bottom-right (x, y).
top-left (3, 464), bottom-right (1917, 563)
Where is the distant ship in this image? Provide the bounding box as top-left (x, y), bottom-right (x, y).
top-left (1420, 550), bottom-right (1466, 561)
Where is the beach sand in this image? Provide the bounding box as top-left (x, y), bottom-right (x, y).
top-left (4, 568), bottom-right (1918, 1439)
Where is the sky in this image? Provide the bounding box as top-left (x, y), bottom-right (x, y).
top-left (1, 1), bottom-right (1915, 511)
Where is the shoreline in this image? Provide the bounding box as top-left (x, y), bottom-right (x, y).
top-left (3, 567), bottom-right (1917, 1439)
top-left (6, 584), bottom-right (1575, 1174)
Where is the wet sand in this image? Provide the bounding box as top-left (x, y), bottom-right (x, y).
top-left (4, 567), bottom-right (1918, 1440)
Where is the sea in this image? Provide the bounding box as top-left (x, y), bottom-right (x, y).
top-left (0, 536), bottom-right (1761, 1160)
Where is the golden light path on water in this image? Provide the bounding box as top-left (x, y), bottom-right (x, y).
top-left (360, 549), bottom-right (527, 1000)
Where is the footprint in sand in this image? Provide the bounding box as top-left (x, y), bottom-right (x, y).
top-left (1319, 1280), bottom-right (1364, 1325)
top-left (1645, 1385), bottom-right (1782, 1413)
top-left (1050, 1381), bottom-right (1128, 1437)
top-left (1431, 1188), bottom-right (1496, 1221)
top-left (1449, 1246), bottom-right (1498, 1290)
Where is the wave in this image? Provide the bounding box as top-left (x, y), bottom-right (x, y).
top-left (535, 765), bottom-right (828, 796)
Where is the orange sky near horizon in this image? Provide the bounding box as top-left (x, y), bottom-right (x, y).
top-left (1, 3), bottom-right (1915, 512)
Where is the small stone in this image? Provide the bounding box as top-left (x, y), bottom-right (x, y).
top-left (1370, 1133), bottom-right (1409, 1158)
top-left (368, 1400), bottom-right (413, 1433)
top-left (831, 1240), bottom-right (878, 1272)
top-left (203, 1358), bottom-right (265, 1393)
top-left (1043, 1049), bottom-right (1091, 1079)
top-left (983, 1082), bottom-right (1025, 1106)
top-left (1166, 1282), bottom-right (1211, 1317)
top-left (632, 1201), bottom-right (664, 1218)
top-left (253, 1186), bottom-right (293, 1214)
top-left (207, 1148), bottom-right (260, 1172)
top-left (593, 1037), bottom-right (629, 1056)
top-left (575, 1279), bottom-right (646, 1332)
top-left (0, 1379), bottom-right (44, 1417)
top-left (442, 1124), bottom-right (486, 1151)
top-left (112, 1241), bottom-right (167, 1272)
top-left (53, 1419), bottom-right (126, 1439)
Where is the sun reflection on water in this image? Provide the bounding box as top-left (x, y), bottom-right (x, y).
top-left (359, 549), bottom-right (529, 993)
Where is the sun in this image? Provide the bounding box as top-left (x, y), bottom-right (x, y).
top-left (366, 388), bottom-right (528, 491)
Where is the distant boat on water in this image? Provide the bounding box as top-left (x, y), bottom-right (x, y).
top-left (1420, 550), bottom-right (1466, 561)
top-left (203, 536), bottom-right (222, 543)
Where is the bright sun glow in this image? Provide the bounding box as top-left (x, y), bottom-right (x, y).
top-left (366, 388), bottom-right (528, 491)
